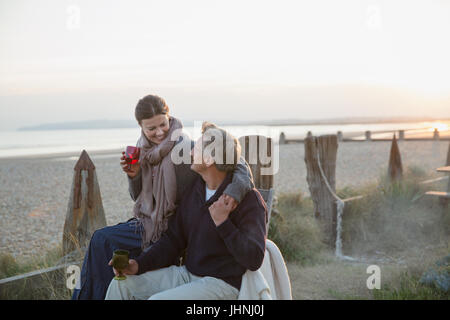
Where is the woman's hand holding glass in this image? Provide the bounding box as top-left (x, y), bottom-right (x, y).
top-left (120, 151), bottom-right (141, 178)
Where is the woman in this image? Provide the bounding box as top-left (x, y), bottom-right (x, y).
top-left (72, 94), bottom-right (254, 300)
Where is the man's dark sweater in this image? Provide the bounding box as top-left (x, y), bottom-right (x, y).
top-left (135, 172), bottom-right (267, 290)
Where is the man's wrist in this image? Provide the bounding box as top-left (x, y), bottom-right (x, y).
top-left (213, 216), bottom-right (227, 227)
top-left (210, 212), bottom-right (228, 226)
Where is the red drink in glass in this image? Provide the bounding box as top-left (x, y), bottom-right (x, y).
top-left (125, 146), bottom-right (140, 170)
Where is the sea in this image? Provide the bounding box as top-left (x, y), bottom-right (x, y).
top-left (0, 120), bottom-right (449, 159)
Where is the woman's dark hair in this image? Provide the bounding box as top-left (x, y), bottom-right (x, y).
top-left (135, 95), bottom-right (169, 124)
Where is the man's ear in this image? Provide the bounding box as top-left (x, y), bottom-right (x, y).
top-left (204, 154), bottom-right (215, 168)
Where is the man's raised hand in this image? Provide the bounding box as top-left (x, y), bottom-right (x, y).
top-left (209, 194), bottom-right (236, 226)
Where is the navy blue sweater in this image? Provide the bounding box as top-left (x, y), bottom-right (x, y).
top-left (135, 172), bottom-right (267, 290)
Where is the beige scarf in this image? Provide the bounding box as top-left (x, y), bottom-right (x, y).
top-left (134, 116), bottom-right (183, 248)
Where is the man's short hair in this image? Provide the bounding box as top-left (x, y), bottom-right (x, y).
top-left (201, 122), bottom-right (241, 172)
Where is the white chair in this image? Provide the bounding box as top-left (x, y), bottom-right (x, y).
top-left (238, 239), bottom-right (292, 300)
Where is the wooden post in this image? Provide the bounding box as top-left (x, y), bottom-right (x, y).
top-left (433, 128), bottom-right (440, 140)
top-left (446, 144), bottom-right (450, 208)
top-left (365, 131), bottom-right (371, 141)
top-left (279, 132), bottom-right (286, 145)
top-left (446, 142), bottom-right (450, 166)
top-left (388, 134), bottom-right (403, 182)
top-left (304, 135), bottom-right (338, 246)
top-left (238, 135), bottom-right (274, 229)
top-left (307, 131), bottom-right (313, 139)
top-left (62, 150), bottom-right (107, 255)
top-left (337, 131), bottom-right (343, 142)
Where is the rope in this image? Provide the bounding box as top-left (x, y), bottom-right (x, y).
top-left (315, 145), bottom-right (356, 261)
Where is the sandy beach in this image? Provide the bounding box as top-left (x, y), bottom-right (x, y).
top-left (0, 140), bottom-right (449, 260)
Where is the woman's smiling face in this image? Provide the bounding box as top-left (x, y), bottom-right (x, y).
top-left (140, 114), bottom-right (170, 145)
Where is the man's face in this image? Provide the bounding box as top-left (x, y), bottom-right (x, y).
top-left (190, 136), bottom-right (208, 173)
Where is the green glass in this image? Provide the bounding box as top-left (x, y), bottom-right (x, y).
top-left (112, 249), bottom-right (129, 280)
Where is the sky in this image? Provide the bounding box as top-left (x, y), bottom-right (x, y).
top-left (1, 0), bottom-right (450, 130)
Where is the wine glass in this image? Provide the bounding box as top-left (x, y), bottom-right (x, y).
top-left (125, 146), bottom-right (141, 170)
top-left (112, 249), bottom-right (130, 280)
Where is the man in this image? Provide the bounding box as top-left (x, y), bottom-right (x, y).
top-left (105, 122), bottom-right (267, 300)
